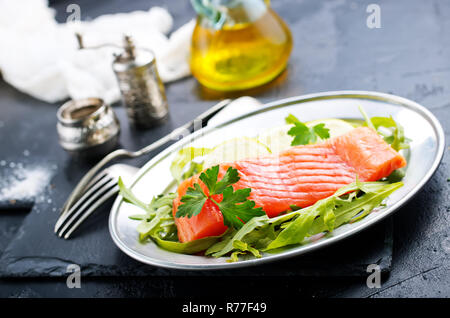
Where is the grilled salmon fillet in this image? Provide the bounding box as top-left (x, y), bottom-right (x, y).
top-left (173, 127), bottom-right (407, 242)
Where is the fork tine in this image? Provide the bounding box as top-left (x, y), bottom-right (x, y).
top-left (54, 172), bottom-right (112, 232)
top-left (55, 177), bottom-right (112, 233)
top-left (84, 169), bottom-right (108, 193)
top-left (56, 178), bottom-right (117, 237)
top-left (58, 170), bottom-right (108, 215)
top-left (63, 186), bottom-right (119, 239)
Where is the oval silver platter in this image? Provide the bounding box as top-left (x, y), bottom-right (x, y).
top-left (109, 91), bottom-right (445, 270)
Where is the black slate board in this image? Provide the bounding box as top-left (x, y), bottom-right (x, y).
top-left (0, 152), bottom-right (394, 278)
top-left (2, 0), bottom-right (450, 298)
top-left (0, 77), bottom-right (394, 279)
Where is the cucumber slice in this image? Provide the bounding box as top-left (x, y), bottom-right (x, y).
top-left (203, 137), bottom-right (271, 168)
top-left (306, 118), bottom-right (355, 138)
top-left (257, 125), bottom-right (292, 154)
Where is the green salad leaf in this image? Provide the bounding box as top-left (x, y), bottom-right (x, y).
top-left (207, 180), bottom-right (403, 259)
top-left (119, 177), bottom-right (176, 239)
top-left (122, 108), bottom-right (408, 261)
top-left (205, 215), bottom-right (270, 257)
top-left (358, 106), bottom-right (410, 151)
top-left (285, 114), bottom-right (330, 146)
top-left (266, 180), bottom-right (402, 250)
top-left (120, 177), bottom-right (223, 254)
top-left (118, 177), bottom-right (150, 212)
top-left (151, 234), bottom-right (222, 254)
top-left (228, 240), bottom-right (262, 262)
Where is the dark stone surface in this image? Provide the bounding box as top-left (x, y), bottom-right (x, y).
top-left (0, 0), bottom-right (449, 297)
top-left (0, 83), bottom-right (394, 279)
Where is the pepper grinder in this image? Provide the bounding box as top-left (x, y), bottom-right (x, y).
top-left (112, 36), bottom-right (169, 128)
top-left (76, 34), bottom-right (169, 129)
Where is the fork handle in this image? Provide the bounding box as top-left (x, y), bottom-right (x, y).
top-left (133, 98), bottom-right (232, 157)
top-left (61, 99), bottom-right (232, 215)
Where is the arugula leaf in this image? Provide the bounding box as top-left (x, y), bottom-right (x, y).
top-left (358, 106), bottom-right (410, 151)
top-left (119, 177), bottom-right (179, 240)
top-left (151, 233), bottom-right (223, 254)
top-left (118, 177), bottom-right (150, 212)
top-left (177, 165), bottom-right (264, 229)
top-left (120, 177), bottom-right (223, 254)
top-left (228, 240), bottom-right (262, 262)
top-left (213, 187), bottom-right (265, 229)
top-left (285, 114), bottom-right (330, 146)
top-left (128, 214), bottom-right (147, 220)
top-left (176, 183), bottom-right (207, 218)
top-left (205, 215), bottom-right (270, 257)
top-left (207, 181), bottom-right (403, 258)
top-left (136, 205), bottom-right (171, 238)
top-left (359, 105), bottom-right (376, 130)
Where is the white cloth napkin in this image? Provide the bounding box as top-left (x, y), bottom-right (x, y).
top-left (0, 0), bottom-right (194, 104)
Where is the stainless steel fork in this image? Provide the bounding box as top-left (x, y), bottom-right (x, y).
top-left (55, 99), bottom-right (231, 239)
top-left (54, 164), bottom-right (138, 239)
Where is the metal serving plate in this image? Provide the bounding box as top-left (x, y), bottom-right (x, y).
top-left (109, 91), bottom-right (445, 270)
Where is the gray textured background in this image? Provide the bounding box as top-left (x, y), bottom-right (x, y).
top-left (0, 0), bottom-right (449, 297)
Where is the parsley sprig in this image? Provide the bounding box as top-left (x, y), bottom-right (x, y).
top-left (285, 114), bottom-right (330, 146)
top-left (175, 165), bottom-right (265, 229)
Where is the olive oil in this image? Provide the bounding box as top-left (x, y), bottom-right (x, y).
top-left (190, 8), bottom-right (293, 91)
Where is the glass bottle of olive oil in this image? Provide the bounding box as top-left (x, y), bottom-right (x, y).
top-left (190, 0), bottom-right (293, 91)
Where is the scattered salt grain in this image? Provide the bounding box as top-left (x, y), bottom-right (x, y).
top-left (0, 165), bottom-right (54, 201)
top-left (23, 150), bottom-right (30, 157)
top-left (0, 160), bottom-right (5, 166)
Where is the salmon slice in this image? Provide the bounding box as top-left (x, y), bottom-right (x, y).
top-left (173, 127), bottom-right (406, 242)
top-left (172, 175), bottom-right (227, 243)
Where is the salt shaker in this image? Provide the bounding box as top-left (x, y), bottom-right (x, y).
top-left (112, 36), bottom-right (169, 129)
top-left (56, 98), bottom-right (120, 157)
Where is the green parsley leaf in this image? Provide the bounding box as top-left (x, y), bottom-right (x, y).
top-left (288, 121), bottom-right (311, 145)
top-left (285, 113), bottom-right (301, 125)
top-left (199, 165), bottom-right (240, 195)
top-left (199, 165), bottom-right (219, 193)
top-left (214, 167), bottom-right (240, 194)
top-left (177, 165), bottom-right (264, 229)
top-left (312, 123), bottom-right (330, 140)
top-left (176, 183), bottom-right (207, 218)
top-left (213, 187), bottom-right (265, 229)
top-left (285, 114), bottom-right (330, 146)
